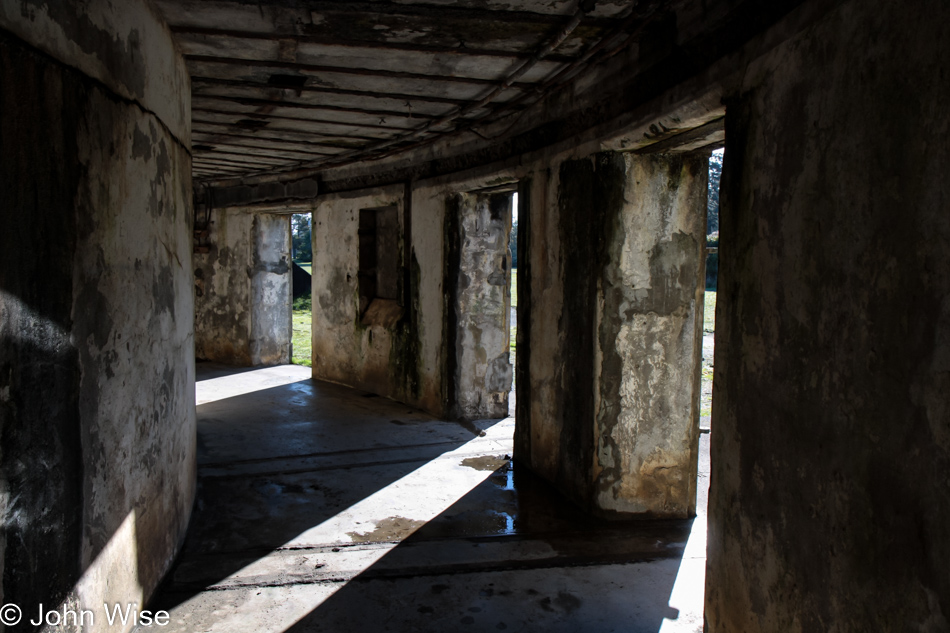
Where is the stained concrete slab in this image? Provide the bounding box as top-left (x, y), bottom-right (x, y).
top-left (140, 363), bottom-right (708, 632)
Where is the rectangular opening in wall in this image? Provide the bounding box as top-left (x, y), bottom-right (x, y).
top-left (701, 148), bottom-right (723, 432)
top-left (359, 206), bottom-right (402, 326)
top-left (291, 212), bottom-right (313, 367)
top-left (448, 187), bottom-right (515, 420)
top-left (509, 191), bottom-right (518, 415)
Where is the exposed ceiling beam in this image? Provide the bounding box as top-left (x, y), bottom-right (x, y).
top-left (191, 91), bottom-right (445, 122)
top-left (193, 147), bottom-right (324, 163)
top-left (163, 0), bottom-right (618, 26)
top-left (191, 123), bottom-right (397, 148)
top-left (635, 116), bottom-right (726, 154)
top-left (169, 26), bottom-right (579, 63)
top-left (184, 54), bottom-right (536, 89)
top-left (192, 107), bottom-right (401, 136)
top-left (191, 76), bottom-right (505, 107)
top-left (193, 141), bottom-right (335, 159)
top-left (192, 99), bottom-right (417, 131)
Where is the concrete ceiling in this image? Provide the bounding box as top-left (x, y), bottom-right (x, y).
top-left (154, 0), bottom-right (663, 183)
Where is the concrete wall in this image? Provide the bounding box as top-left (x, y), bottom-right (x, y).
top-left (195, 209), bottom-right (254, 365)
top-left (594, 154), bottom-right (706, 517)
top-left (0, 2), bottom-right (195, 631)
top-left (706, 0), bottom-right (950, 629)
top-left (515, 151), bottom-right (705, 518)
top-left (311, 188), bottom-right (427, 406)
top-left (250, 215), bottom-right (292, 366)
top-left (311, 179), bottom-right (514, 419)
top-left (446, 192), bottom-right (513, 421)
top-left (195, 210), bottom-right (291, 366)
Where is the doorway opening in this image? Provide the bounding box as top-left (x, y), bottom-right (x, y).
top-left (508, 191), bottom-right (519, 417)
top-left (446, 186), bottom-right (516, 421)
top-left (700, 148), bottom-right (723, 432)
top-left (291, 212), bottom-right (312, 367)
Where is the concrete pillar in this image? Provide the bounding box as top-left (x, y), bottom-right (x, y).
top-left (444, 191), bottom-right (513, 421)
top-left (250, 215), bottom-right (293, 366)
top-left (594, 153), bottom-right (707, 516)
top-left (706, 0), bottom-right (950, 629)
top-left (195, 210), bottom-right (291, 366)
top-left (0, 2), bottom-right (195, 630)
top-left (517, 151), bottom-right (705, 518)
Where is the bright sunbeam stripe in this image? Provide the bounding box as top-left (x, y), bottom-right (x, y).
top-left (168, 421), bottom-right (513, 632)
top-left (658, 514), bottom-right (707, 632)
top-left (195, 365), bottom-right (312, 405)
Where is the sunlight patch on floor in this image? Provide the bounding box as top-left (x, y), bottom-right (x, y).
top-left (168, 422), bottom-right (512, 632)
top-left (195, 365), bottom-right (312, 405)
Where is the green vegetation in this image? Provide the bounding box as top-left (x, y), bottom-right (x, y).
top-left (707, 149), bottom-right (722, 235)
top-left (705, 233), bottom-right (719, 290)
top-left (509, 221), bottom-right (518, 269)
top-left (704, 290), bottom-right (717, 333)
top-left (296, 262), bottom-right (312, 274)
top-left (292, 295), bottom-right (312, 367)
top-left (510, 268), bottom-right (517, 308)
top-left (292, 213), bottom-right (312, 262)
top-left (510, 269), bottom-right (518, 352)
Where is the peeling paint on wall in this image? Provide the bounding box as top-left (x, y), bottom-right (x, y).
top-left (0, 7), bottom-right (195, 630)
top-left (194, 210), bottom-right (291, 366)
top-left (519, 150), bottom-right (704, 518)
top-left (448, 191), bottom-right (513, 421)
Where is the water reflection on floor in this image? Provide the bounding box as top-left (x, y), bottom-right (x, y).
top-left (140, 363), bottom-right (707, 633)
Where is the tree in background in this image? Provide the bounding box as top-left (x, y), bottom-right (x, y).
top-left (509, 221), bottom-right (518, 269)
top-left (705, 149), bottom-right (723, 289)
top-left (707, 149), bottom-right (722, 235)
top-left (292, 213), bottom-right (312, 262)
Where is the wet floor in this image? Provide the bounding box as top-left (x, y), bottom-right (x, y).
top-left (139, 363), bottom-right (707, 632)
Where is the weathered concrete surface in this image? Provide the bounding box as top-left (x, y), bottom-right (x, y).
top-left (0, 3), bottom-right (195, 631)
top-left (250, 215), bottom-right (292, 365)
top-left (517, 151), bottom-right (704, 518)
top-left (706, 0), bottom-right (950, 630)
top-left (195, 209), bottom-right (254, 364)
top-left (312, 186), bottom-right (448, 414)
top-left (594, 154), bottom-right (706, 517)
top-left (195, 210), bottom-right (291, 366)
top-left (138, 364), bottom-right (709, 633)
top-left (0, 0), bottom-right (190, 146)
top-left (447, 192), bottom-right (513, 421)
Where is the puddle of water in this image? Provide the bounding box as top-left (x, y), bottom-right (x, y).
top-left (461, 455), bottom-right (509, 471)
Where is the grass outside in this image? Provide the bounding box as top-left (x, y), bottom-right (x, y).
top-left (292, 295), bottom-right (312, 367)
top-left (509, 269), bottom-right (517, 353)
top-left (700, 290), bottom-right (717, 418)
top-left (296, 262), bottom-right (312, 274)
top-left (703, 290), bottom-right (716, 333)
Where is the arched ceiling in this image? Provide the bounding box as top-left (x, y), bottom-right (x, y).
top-left (153, 0), bottom-right (666, 184)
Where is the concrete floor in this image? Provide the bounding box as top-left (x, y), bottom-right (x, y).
top-left (141, 363), bottom-right (709, 632)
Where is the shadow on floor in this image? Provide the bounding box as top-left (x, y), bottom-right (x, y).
top-left (283, 462), bottom-right (691, 632)
top-left (145, 363), bottom-right (700, 633)
top-left (151, 363), bottom-right (504, 613)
